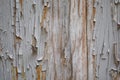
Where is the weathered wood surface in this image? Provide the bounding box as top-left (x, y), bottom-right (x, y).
top-left (87, 0), bottom-right (120, 80)
top-left (0, 0), bottom-right (119, 80)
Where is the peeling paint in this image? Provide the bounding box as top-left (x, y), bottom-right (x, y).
top-left (0, 0), bottom-right (119, 80)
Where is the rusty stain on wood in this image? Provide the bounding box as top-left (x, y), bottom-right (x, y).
top-left (0, 0), bottom-right (119, 80)
top-left (36, 65), bottom-right (42, 80)
top-left (19, 0), bottom-right (23, 8)
top-left (40, 5), bottom-right (48, 27)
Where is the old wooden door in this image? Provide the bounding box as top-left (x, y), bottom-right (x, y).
top-left (0, 0), bottom-right (120, 80)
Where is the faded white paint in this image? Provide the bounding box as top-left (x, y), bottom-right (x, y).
top-left (0, 0), bottom-right (119, 80)
top-left (87, 0), bottom-right (120, 80)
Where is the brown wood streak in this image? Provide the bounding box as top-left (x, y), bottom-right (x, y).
top-left (82, 0), bottom-right (87, 59)
top-left (11, 66), bottom-right (18, 80)
top-left (32, 35), bottom-right (37, 47)
top-left (36, 65), bottom-right (42, 80)
top-left (40, 6), bottom-right (48, 27)
top-left (13, 0), bottom-right (17, 52)
top-left (93, 0), bottom-right (96, 29)
top-left (93, 55), bottom-right (96, 80)
top-left (81, 0), bottom-right (87, 79)
top-left (42, 72), bottom-right (46, 80)
top-left (92, 0), bottom-right (96, 80)
top-left (22, 64), bottom-right (26, 79)
top-left (19, 0), bottom-right (23, 8)
top-left (69, 1), bottom-right (73, 80)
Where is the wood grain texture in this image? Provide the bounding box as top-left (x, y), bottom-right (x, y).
top-left (0, 0), bottom-right (119, 80)
top-left (87, 0), bottom-right (120, 80)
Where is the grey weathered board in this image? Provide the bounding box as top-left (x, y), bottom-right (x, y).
top-left (0, 0), bottom-right (119, 80)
